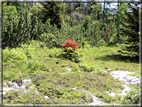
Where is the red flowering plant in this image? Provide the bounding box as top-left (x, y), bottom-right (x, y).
top-left (59, 38), bottom-right (83, 63)
top-left (105, 27), bottom-right (111, 34)
top-left (61, 38), bottom-right (79, 51)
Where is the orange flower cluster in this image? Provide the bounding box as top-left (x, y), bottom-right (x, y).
top-left (105, 27), bottom-right (111, 34)
top-left (61, 38), bottom-right (79, 51)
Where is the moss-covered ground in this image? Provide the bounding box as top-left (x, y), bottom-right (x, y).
top-left (3, 40), bottom-right (140, 104)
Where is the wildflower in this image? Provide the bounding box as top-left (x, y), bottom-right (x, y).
top-left (61, 38), bottom-right (79, 51)
top-left (105, 27), bottom-right (111, 34)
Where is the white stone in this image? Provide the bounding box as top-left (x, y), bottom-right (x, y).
top-left (106, 92), bottom-right (116, 97)
top-left (106, 84), bottom-right (131, 96)
top-left (30, 85), bottom-right (34, 89)
top-left (8, 81), bottom-right (13, 85)
top-left (21, 85), bottom-right (26, 89)
top-left (11, 84), bottom-right (21, 90)
top-left (66, 67), bottom-right (71, 72)
top-left (72, 87), bottom-right (76, 90)
top-left (3, 79), bottom-right (33, 95)
top-left (78, 70), bottom-right (81, 72)
top-left (80, 89), bottom-right (105, 105)
top-left (23, 79), bottom-right (32, 85)
top-left (3, 92), bottom-right (7, 95)
top-left (44, 95), bottom-right (50, 99)
top-left (3, 87), bottom-right (12, 91)
top-left (110, 71), bottom-right (140, 84)
top-left (3, 83), bottom-right (9, 88)
top-left (35, 90), bottom-right (40, 94)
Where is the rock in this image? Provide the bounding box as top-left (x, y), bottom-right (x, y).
top-left (12, 79), bottom-right (22, 87)
top-left (3, 87), bottom-right (12, 92)
top-left (66, 67), bottom-right (71, 72)
top-left (23, 79), bottom-right (32, 84)
top-left (110, 71), bottom-right (140, 84)
top-left (107, 70), bottom-right (140, 97)
top-left (11, 83), bottom-right (21, 90)
top-left (75, 88), bottom-right (105, 105)
top-left (78, 70), bottom-right (81, 72)
top-left (3, 83), bottom-right (8, 88)
top-left (30, 86), bottom-right (34, 89)
top-left (35, 90), bottom-right (40, 94)
top-left (72, 87), bottom-right (76, 90)
top-left (44, 95), bottom-right (50, 99)
top-left (3, 79), bottom-right (32, 95)
top-left (17, 92), bottom-right (23, 97)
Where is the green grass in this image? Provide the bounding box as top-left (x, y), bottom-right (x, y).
top-left (3, 40), bottom-right (140, 104)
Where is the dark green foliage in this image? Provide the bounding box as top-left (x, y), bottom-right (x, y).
top-left (2, 3), bottom-right (48, 49)
top-left (2, 3), bottom-right (31, 48)
top-left (2, 2), bottom-right (120, 49)
top-left (3, 2), bottom-right (139, 50)
top-left (82, 16), bottom-right (91, 32)
top-left (119, 3), bottom-right (140, 56)
top-left (40, 2), bottom-right (65, 29)
top-left (39, 30), bottom-right (62, 49)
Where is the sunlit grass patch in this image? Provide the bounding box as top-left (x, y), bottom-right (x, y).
top-left (82, 45), bottom-right (139, 77)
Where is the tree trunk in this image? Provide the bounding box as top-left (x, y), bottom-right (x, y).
top-left (103, 0), bottom-right (105, 23)
top-left (116, 1), bottom-right (120, 39)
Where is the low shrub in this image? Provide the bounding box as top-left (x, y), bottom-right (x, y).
top-left (58, 38), bottom-right (84, 63)
top-left (58, 47), bottom-right (84, 63)
top-left (79, 62), bottom-right (94, 72)
top-left (3, 47), bottom-right (27, 63)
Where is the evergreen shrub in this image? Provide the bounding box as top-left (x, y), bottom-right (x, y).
top-left (58, 38), bottom-right (84, 63)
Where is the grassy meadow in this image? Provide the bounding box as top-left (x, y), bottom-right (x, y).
top-left (3, 40), bottom-right (140, 104)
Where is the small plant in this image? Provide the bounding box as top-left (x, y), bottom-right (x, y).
top-left (79, 62), bottom-right (94, 72)
top-left (59, 47), bottom-right (80, 62)
top-left (82, 41), bottom-right (90, 49)
top-left (59, 38), bottom-right (84, 63)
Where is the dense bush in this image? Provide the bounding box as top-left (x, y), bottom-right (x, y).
top-left (39, 33), bottom-right (60, 48)
top-left (2, 2), bottom-right (119, 49)
top-left (2, 3), bottom-right (49, 49)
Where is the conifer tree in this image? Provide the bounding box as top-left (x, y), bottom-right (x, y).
top-left (119, 3), bottom-right (140, 56)
top-left (40, 2), bottom-right (65, 29)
